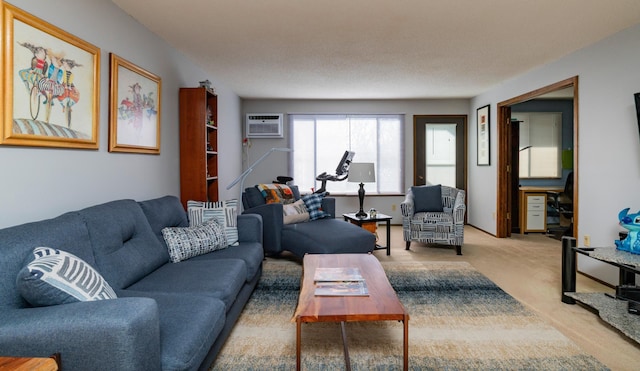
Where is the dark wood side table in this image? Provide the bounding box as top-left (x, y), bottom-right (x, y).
top-left (343, 212), bottom-right (392, 255)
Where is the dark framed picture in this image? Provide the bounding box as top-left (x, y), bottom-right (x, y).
top-left (108, 53), bottom-right (161, 154)
top-left (1, 3), bottom-right (100, 149)
top-left (477, 104), bottom-right (490, 166)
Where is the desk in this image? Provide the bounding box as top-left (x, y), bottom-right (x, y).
top-left (519, 186), bottom-right (562, 234)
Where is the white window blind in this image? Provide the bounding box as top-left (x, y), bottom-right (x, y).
top-left (290, 114), bottom-right (404, 194)
top-left (516, 112), bottom-right (562, 178)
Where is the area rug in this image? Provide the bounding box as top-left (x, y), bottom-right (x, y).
top-left (210, 260), bottom-right (607, 370)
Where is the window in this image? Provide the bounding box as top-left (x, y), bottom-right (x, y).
top-left (290, 114), bottom-right (404, 194)
top-left (515, 112), bottom-right (562, 178)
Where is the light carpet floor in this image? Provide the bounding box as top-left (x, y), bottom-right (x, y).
top-left (210, 259), bottom-right (607, 370)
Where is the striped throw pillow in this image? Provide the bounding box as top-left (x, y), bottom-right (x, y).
top-left (17, 247), bottom-right (117, 307)
top-left (187, 199), bottom-right (239, 246)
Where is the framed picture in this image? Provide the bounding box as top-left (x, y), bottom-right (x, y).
top-left (477, 104), bottom-right (490, 166)
top-left (108, 53), bottom-right (161, 154)
top-left (1, 3), bottom-right (100, 149)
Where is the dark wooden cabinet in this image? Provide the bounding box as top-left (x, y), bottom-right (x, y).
top-left (179, 87), bottom-right (218, 208)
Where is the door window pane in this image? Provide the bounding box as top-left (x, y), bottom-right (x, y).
top-left (425, 123), bottom-right (456, 187)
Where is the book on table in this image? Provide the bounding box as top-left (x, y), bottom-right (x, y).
top-left (313, 267), bottom-right (369, 296)
top-left (313, 267), bottom-right (364, 282)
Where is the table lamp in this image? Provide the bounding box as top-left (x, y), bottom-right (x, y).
top-left (348, 162), bottom-right (376, 218)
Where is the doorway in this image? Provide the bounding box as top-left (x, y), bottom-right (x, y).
top-left (413, 115), bottom-right (467, 190)
top-left (496, 76), bottom-right (578, 238)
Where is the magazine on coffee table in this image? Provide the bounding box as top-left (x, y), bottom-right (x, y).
top-left (314, 281), bottom-right (369, 296)
top-left (313, 267), bottom-right (364, 282)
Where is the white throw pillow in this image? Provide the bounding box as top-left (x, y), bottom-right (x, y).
top-left (283, 199), bottom-right (310, 225)
top-left (17, 247), bottom-right (117, 307)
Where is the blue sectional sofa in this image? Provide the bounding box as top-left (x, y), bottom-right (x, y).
top-left (242, 185), bottom-right (375, 258)
top-left (0, 195), bottom-right (264, 371)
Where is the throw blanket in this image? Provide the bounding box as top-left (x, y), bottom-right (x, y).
top-left (256, 184), bottom-right (295, 204)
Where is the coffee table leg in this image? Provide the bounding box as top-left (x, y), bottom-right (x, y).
top-left (296, 318), bottom-right (301, 371)
top-left (403, 314), bottom-right (409, 371)
top-left (340, 321), bottom-right (351, 371)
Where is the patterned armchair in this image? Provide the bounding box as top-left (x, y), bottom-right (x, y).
top-left (401, 185), bottom-right (466, 255)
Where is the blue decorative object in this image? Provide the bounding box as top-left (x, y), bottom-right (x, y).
top-left (615, 208), bottom-right (640, 254)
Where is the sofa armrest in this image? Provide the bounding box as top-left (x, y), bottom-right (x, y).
top-left (242, 203), bottom-right (283, 254)
top-left (321, 197), bottom-right (336, 218)
top-left (400, 192), bottom-right (415, 217)
top-left (452, 190), bottom-right (466, 224)
top-left (0, 298), bottom-right (161, 371)
top-left (237, 213), bottom-right (262, 244)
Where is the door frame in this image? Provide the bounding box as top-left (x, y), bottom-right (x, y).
top-left (496, 76), bottom-right (578, 238)
top-left (413, 115), bottom-right (468, 192)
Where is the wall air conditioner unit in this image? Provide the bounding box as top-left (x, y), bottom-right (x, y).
top-left (246, 113), bottom-right (284, 138)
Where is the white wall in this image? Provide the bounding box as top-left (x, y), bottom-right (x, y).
top-left (0, 0), bottom-right (243, 228)
top-left (470, 23), bottom-right (640, 284)
top-left (241, 99), bottom-right (469, 222)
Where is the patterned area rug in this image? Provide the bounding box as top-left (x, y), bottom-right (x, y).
top-left (210, 260), bottom-right (607, 370)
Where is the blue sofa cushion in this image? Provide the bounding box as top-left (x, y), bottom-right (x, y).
top-left (126, 259), bottom-right (247, 310)
top-left (77, 199), bottom-right (169, 290)
top-left (0, 212), bottom-right (94, 309)
top-left (161, 220), bottom-right (228, 263)
top-left (138, 196), bottom-right (188, 256)
top-left (187, 199), bottom-right (239, 246)
top-left (189, 242), bottom-right (264, 282)
top-left (243, 187), bottom-right (265, 209)
top-left (17, 247), bottom-right (117, 307)
top-left (282, 218), bottom-right (375, 257)
top-left (118, 290), bottom-right (225, 371)
top-left (412, 184), bottom-right (444, 212)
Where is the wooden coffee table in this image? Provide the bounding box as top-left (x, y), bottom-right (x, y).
top-left (293, 253), bottom-right (409, 370)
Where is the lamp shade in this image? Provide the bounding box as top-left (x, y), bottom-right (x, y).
top-left (348, 163), bottom-right (375, 183)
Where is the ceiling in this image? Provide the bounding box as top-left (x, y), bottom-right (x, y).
top-left (112, 0), bottom-right (640, 100)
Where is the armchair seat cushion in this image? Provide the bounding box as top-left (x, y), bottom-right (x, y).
top-left (410, 212), bottom-right (455, 233)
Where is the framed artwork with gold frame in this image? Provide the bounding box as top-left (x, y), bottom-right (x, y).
top-left (1, 3), bottom-right (100, 149)
top-left (108, 53), bottom-right (161, 154)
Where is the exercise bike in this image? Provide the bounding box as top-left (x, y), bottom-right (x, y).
top-left (314, 150), bottom-right (355, 194)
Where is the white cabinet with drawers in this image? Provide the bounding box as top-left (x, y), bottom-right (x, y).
top-left (518, 186), bottom-right (564, 234)
top-left (524, 194), bottom-right (546, 232)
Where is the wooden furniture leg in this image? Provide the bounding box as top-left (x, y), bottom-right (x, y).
top-left (296, 319), bottom-right (301, 371)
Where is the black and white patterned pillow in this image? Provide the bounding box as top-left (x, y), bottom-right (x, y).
top-left (187, 199), bottom-right (239, 246)
top-left (17, 247), bottom-right (117, 307)
top-left (161, 219), bottom-right (228, 263)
